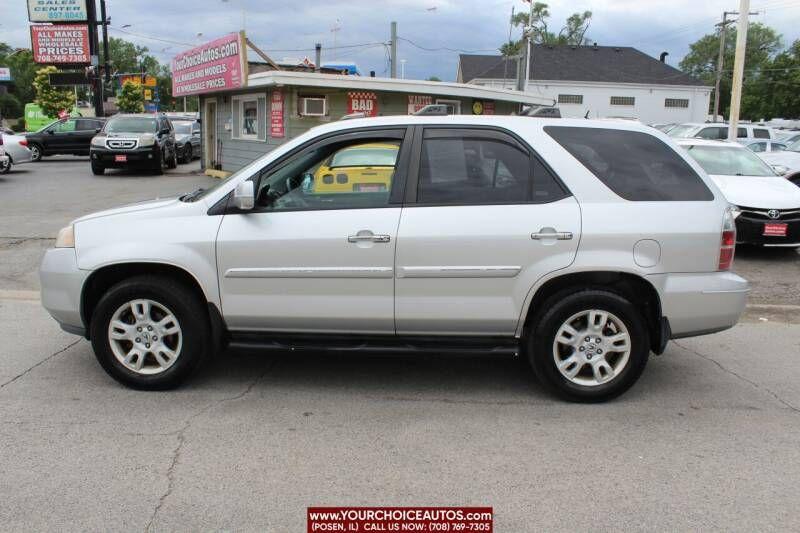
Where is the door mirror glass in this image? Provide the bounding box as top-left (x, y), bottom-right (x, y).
top-left (233, 180), bottom-right (255, 210)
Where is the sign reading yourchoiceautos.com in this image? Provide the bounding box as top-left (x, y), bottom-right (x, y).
top-left (307, 507), bottom-right (493, 532)
top-left (27, 0), bottom-right (88, 22)
top-left (30, 24), bottom-right (90, 64)
top-left (171, 32), bottom-right (248, 97)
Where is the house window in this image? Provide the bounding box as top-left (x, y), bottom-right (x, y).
top-left (436, 99), bottom-right (462, 115)
top-left (299, 95), bottom-right (327, 117)
top-left (558, 94), bottom-right (583, 105)
top-left (232, 95), bottom-right (261, 140)
top-left (665, 98), bottom-right (689, 108)
top-left (610, 96), bottom-right (635, 106)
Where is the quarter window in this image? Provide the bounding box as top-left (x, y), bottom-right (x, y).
top-left (697, 127), bottom-right (727, 140)
top-left (753, 128), bottom-right (770, 139)
top-left (545, 126), bottom-right (713, 201)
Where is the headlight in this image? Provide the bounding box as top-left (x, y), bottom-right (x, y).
top-left (139, 134), bottom-right (155, 147)
top-left (55, 225), bottom-right (75, 248)
top-left (91, 136), bottom-right (105, 147)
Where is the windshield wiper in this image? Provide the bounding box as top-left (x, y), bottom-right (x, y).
top-left (180, 188), bottom-right (205, 202)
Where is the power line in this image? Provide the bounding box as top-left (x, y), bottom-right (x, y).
top-left (397, 36), bottom-right (498, 54)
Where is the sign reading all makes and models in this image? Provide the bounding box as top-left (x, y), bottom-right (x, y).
top-left (172, 32), bottom-right (247, 97)
top-left (31, 24), bottom-right (90, 64)
top-left (28, 0), bottom-right (88, 22)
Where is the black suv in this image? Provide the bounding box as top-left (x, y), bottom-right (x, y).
top-left (89, 114), bottom-right (177, 175)
top-left (25, 117), bottom-right (106, 161)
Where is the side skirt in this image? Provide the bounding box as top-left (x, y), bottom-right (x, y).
top-left (228, 332), bottom-right (521, 358)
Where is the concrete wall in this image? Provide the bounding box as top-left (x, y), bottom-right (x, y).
top-left (201, 87), bottom-right (519, 173)
top-left (472, 79), bottom-right (712, 124)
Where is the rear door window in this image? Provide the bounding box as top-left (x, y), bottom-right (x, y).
top-left (697, 127), bottom-right (726, 140)
top-left (545, 126), bottom-right (714, 201)
top-left (753, 128), bottom-right (770, 139)
top-left (416, 128), bottom-right (567, 205)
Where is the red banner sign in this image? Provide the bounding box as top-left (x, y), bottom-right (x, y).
top-left (308, 507), bottom-right (493, 532)
top-left (408, 94), bottom-right (433, 114)
top-left (270, 90), bottom-right (285, 138)
top-left (347, 91), bottom-right (378, 117)
top-left (30, 24), bottom-right (90, 64)
top-left (171, 32), bottom-right (247, 97)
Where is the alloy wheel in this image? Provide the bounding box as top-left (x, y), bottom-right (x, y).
top-left (107, 299), bottom-right (183, 375)
top-left (552, 309), bottom-right (631, 387)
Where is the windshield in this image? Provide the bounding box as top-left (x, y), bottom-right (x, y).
top-left (173, 122), bottom-right (193, 134)
top-left (685, 145), bottom-right (777, 177)
top-left (105, 117), bottom-right (157, 134)
top-left (667, 125), bottom-right (695, 138)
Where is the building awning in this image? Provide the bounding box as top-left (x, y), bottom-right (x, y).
top-left (244, 70), bottom-right (555, 107)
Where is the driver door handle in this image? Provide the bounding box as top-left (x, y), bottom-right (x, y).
top-left (531, 230), bottom-right (573, 240)
top-left (348, 234), bottom-right (391, 243)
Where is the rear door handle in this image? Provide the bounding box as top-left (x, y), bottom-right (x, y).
top-left (531, 230), bottom-right (573, 240)
top-left (348, 233), bottom-right (391, 243)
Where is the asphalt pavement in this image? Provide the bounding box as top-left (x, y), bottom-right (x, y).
top-left (0, 157), bottom-right (799, 531)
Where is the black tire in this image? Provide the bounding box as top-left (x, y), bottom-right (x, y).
top-left (152, 151), bottom-right (164, 175)
top-left (29, 143), bottom-right (43, 162)
top-left (91, 162), bottom-right (105, 175)
top-left (89, 275), bottom-right (211, 390)
top-left (166, 146), bottom-right (178, 169)
top-left (180, 144), bottom-right (192, 164)
top-left (0, 158), bottom-right (10, 174)
top-left (526, 289), bottom-right (649, 402)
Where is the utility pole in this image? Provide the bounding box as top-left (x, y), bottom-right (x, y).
top-left (390, 21), bottom-right (397, 78)
top-left (728, 0), bottom-right (750, 141)
top-left (99, 0), bottom-right (110, 84)
top-left (713, 11), bottom-right (736, 122)
top-left (86, 0), bottom-right (103, 117)
top-left (523, 0), bottom-right (534, 92)
top-left (713, 8), bottom-right (757, 122)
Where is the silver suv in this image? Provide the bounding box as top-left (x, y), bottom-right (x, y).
top-left (40, 116), bottom-right (749, 401)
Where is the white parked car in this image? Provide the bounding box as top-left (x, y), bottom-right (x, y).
top-left (754, 139), bottom-right (800, 174)
top-left (40, 116), bottom-right (749, 402)
top-left (0, 132), bottom-right (33, 173)
top-left (679, 139), bottom-right (800, 247)
top-left (668, 122), bottom-right (777, 142)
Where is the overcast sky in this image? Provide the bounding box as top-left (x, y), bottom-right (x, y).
top-left (3, 0), bottom-right (800, 80)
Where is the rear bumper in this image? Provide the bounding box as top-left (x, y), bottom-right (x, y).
top-left (39, 247), bottom-right (89, 336)
top-left (647, 271), bottom-right (749, 339)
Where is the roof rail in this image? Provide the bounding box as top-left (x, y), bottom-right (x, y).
top-left (523, 106), bottom-right (561, 118)
top-left (340, 112), bottom-right (367, 120)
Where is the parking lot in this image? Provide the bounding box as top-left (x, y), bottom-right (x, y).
top-left (1, 158), bottom-right (799, 531)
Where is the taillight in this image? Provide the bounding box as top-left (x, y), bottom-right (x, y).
top-left (19, 138), bottom-right (27, 147)
top-left (719, 207), bottom-right (736, 271)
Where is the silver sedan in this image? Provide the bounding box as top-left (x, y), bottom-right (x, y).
top-left (0, 132), bottom-right (33, 173)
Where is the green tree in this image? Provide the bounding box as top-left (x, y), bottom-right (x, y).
top-left (116, 80), bottom-right (144, 113)
top-left (0, 93), bottom-right (23, 119)
top-left (33, 66), bottom-right (75, 118)
top-left (426, 76), bottom-right (441, 82)
top-left (0, 47), bottom-right (37, 105)
top-left (107, 37), bottom-right (160, 76)
top-left (679, 23), bottom-right (782, 120)
top-left (501, 3), bottom-right (592, 56)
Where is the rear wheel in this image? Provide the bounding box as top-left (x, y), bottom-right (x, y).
top-left (29, 143), bottom-right (42, 162)
top-left (91, 162), bottom-right (105, 175)
top-left (526, 289), bottom-right (649, 402)
top-left (0, 158), bottom-right (10, 174)
top-left (90, 276), bottom-right (210, 390)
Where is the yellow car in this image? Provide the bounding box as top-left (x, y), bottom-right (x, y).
top-left (313, 142), bottom-right (399, 193)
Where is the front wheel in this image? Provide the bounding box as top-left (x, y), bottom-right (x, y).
top-left (89, 276), bottom-right (210, 390)
top-left (91, 162), bottom-right (105, 175)
top-left (29, 143), bottom-right (42, 162)
top-left (526, 290), bottom-right (649, 402)
top-left (166, 146), bottom-right (178, 169)
top-left (0, 158), bottom-right (10, 174)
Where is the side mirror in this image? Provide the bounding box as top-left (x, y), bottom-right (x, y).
top-left (95, 128), bottom-right (101, 133)
top-left (232, 181), bottom-right (255, 210)
top-left (47, 130), bottom-right (54, 135)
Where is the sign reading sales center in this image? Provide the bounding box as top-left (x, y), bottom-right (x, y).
top-left (172, 32), bottom-right (248, 97)
top-left (31, 24), bottom-right (90, 64)
top-left (28, 0), bottom-right (88, 22)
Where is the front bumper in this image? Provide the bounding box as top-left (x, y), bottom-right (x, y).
top-left (90, 145), bottom-right (161, 169)
top-left (39, 248), bottom-right (89, 336)
top-left (735, 213), bottom-right (800, 246)
top-left (648, 271), bottom-right (749, 339)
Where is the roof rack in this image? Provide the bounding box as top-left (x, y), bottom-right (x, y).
top-left (340, 112), bottom-right (367, 120)
top-left (523, 106), bottom-right (561, 118)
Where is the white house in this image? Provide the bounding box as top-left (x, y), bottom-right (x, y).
top-left (457, 45), bottom-right (711, 124)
